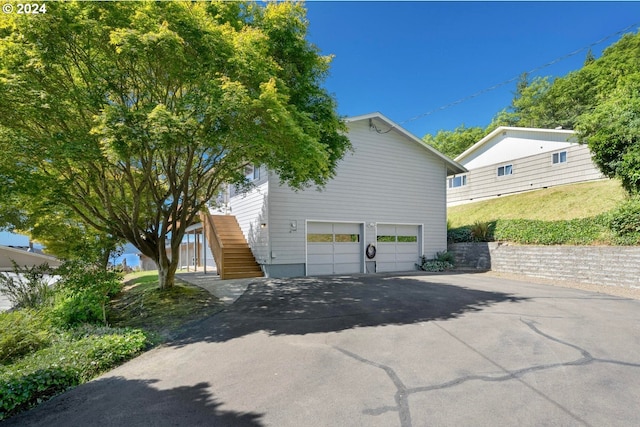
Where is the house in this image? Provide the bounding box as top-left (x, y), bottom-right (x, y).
top-left (199, 112), bottom-right (466, 279)
top-left (0, 245), bottom-right (61, 271)
top-left (447, 126), bottom-right (605, 206)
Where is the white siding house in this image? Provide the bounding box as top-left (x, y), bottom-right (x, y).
top-left (447, 127), bottom-right (605, 206)
top-left (221, 112), bottom-right (465, 277)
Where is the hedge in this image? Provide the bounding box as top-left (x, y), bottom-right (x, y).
top-left (0, 328), bottom-right (147, 420)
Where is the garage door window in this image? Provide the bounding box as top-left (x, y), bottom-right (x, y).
top-left (377, 235), bottom-right (417, 243)
top-left (307, 233), bottom-right (333, 243)
top-left (335, 234), bottom-right (360, 243)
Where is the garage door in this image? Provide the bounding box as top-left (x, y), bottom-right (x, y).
top-left (307, 222), bottom-right (362, 275)
top-left (376, 224), bottom-right (420, 273)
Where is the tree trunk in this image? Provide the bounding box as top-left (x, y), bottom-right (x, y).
top-left (156, 244), bottom-right (179, 290)
top-left (157, 258), bottom-right (175, 290)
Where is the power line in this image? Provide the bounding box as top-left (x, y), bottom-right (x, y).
top-left (372, 21), bottom-right (640, 135)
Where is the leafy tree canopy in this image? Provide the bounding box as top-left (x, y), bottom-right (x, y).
top-left (422, 125), bottom-right (485, 159)
top-left (0, 1), bottom-right (350, 288)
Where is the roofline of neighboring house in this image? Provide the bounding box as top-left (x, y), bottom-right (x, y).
top-left (454, 126), bottom-right (577, 163)
top-left (0, 245), bottom-right (60, 270)
top-left (345, 112), bottom-right (467, 175)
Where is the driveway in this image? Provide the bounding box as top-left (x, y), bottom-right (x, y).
top-left (5, 272), bottom-right (640, 426)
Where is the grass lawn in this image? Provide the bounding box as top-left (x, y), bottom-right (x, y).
top-left (109, 270), bottom-right (224, 342)
top-left (448, 180), bottom-right (626, 227)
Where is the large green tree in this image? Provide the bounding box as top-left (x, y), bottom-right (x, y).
top-left (0, 1), bottom-right (349, 289)
top-left (422, 125), bottom-right (485, 159)
top-left (576, 74), bottom-right (640, 194)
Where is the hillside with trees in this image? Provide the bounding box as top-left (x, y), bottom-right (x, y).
top-left (424, 30), bottom-right (640, 195)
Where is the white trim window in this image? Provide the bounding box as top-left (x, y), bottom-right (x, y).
top-left (244, 164), bottom-right (260, 181)
top-left (497, 164), bottom-right (513, 177)
top-left (552, 151), bottom-right (567, 164)
top-left (448, 175), bottom-right (467, 188)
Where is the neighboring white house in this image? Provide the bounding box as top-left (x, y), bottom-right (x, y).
top-left (0, 245), bottom-right (61, 271)
top-left (209, 112), bottom-right (466, 278)
top-left (447, 126), bottom-right (605, 206)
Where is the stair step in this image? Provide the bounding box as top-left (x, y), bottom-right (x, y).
top-left (225, 265), bottom-right (262, 272)
top-left (223, 271), bottom-right (264, 279)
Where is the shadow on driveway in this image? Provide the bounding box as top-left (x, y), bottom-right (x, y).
top-left (172, 274), bottom-right (526, 346)
top-left (2, 376), bottom-right (264, 427)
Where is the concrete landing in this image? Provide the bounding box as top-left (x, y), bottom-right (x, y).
top-left (176, 271), bottom-right (267, 305)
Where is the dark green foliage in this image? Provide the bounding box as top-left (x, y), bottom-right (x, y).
top-left (576, 74), bottom-right (640, 194)
top-left (0, 262), bottom-right (55, 309)
top-left (606, 197), bottom-right (640, 244)
top-left (49, 261), bottom-right (123, 327)
top-left (492, 218), bottom-right (605, 245)
top-left (417, 251), bottom-right (455, 272)
top-left (422, 125), bottom-right (485, 159)
top-left (448, 226), bottom-right (473, 243)
top-left (449, 217), bottom-right (606, 245)
top-left (0, 311), bottom-right (51, 365)
top-left (0, 328), bottom-right (147, 419)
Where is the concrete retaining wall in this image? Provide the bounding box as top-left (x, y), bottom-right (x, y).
top-left (449, 242), bottom-right (640, 289)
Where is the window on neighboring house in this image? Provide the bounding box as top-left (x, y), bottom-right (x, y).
top-left (552, 151), bottom-right (567, 164)
top-left (448, 175), bottom-right (467, 188)
top-left (244, 164), bottom-right (260, 181)
top-left (497, 164), bottom-right (513, 177)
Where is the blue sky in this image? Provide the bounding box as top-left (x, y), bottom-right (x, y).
top-left (2, 1), bottom-right (640, 248)
top-left (305, 1), bottom-right (640, 137)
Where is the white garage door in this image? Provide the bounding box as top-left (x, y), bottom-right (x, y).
top-left (307, 222), bottom-right (362, 275)
top-left (376, 224), bottom-right (420, 273)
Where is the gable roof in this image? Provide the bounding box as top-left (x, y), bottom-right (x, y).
top-left (345, 112), bottom-right (466, 175)
top-left (454, 126), bottom-right (576, 164)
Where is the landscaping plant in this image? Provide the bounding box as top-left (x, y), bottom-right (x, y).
top-left (0, 262), bottom-right (55, 309)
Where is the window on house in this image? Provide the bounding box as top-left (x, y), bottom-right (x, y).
top-left (552, 151), bottom-right (567, 164)
top-left (244, 164), bottom-right (260, 181)
top-left (448, 175), bottom-right (467, 188)
top-left (497, 164), bottom-right (513, 177)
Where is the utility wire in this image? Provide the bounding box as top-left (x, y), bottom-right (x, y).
top-left (372, 21), bottom-right (640, 134)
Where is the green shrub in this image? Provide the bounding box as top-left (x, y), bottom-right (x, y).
top-left (607, 197), bottom-right (640, 244)
top-left (470, 220), bottom-right (493, 242)
top-left (0, 263), bottom-right (55, 309)
top-left (493, 218), bottom-right (605, 245)
top-left (448, 226), bottom-right (473, 243)
top-left (417, 251), bottom-right (455, 272)
top-left (50, 261), bottom-right (123, 327)
top-left (0, 311), bottom-right (51, 365)
top-left (0, 328), bottom-right (147, 419)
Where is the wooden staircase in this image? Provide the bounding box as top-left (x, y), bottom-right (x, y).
top-left (200, 214), bottom-right (264, 280)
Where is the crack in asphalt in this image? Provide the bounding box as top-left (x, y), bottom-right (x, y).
top-left (334, 318), bottom-right (640, 427)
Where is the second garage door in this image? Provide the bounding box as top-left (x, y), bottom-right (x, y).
top-left (376, 224), bottom-right (420, 273)
top-left (307, 222), bottom-right (362, 275)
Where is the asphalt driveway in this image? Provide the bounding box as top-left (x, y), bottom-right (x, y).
top-left (5, 272), bottom-right (640, 426)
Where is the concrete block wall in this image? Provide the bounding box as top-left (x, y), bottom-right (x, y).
top-left (449, 242), bottom-right (640, 289)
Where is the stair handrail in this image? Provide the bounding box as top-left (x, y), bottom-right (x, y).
top-left (201, 212), bottom-right (225, 277)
